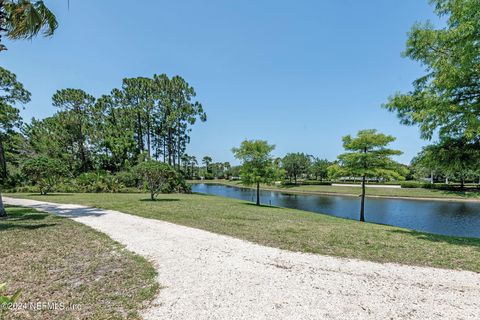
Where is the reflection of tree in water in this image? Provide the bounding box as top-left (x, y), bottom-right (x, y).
top-left (436, 202), bottom-right (479, 218)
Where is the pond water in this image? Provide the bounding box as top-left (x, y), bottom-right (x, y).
top-left (191, 183), bottom-right (480, 238)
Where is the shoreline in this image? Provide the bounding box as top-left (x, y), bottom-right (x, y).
top-left (189, 180), bottom-right (480, 203)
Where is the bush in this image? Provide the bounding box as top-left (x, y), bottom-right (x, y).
top-left (203, 173), bottom-right (214, 180)
top-left (399, 181), bottom-right (427, 188)
top-left (72, 171), bottom-right (124, 193)
top-left (115, 170), bottom-right (138, 188)
top-left (134, 161), bottom-right (178, 200)
top-left (21, 156), bottom-right (68, 194)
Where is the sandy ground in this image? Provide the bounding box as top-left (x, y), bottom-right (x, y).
top-left (4, 197), bottom-right (480, 320)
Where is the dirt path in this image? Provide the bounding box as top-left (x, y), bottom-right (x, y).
top-left (5, 197), bottom-right (480, 320)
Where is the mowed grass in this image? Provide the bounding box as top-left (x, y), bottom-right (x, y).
top-left (6, 192), bottom-right (480, 273)
top-left (195, 180), bottom-right (480, 200)
top-left (0, 206), bottom-right (158, 320)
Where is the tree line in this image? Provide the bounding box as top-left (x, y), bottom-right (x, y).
top-left (0, 70), bottom-right (207, 190)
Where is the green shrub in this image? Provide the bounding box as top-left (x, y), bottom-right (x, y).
top-left (73, 171), bottom-right (124, 193)
top-left (399, 181), bottom-right (427, 188)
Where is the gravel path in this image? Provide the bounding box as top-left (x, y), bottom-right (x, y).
top-left (5, 197), bottom-right (480, 320)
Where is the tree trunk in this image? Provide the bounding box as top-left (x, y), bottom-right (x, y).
top-left (360, 175), bottom-right (366, 222)
top-left (460, 178), bottom-right (465, 190)
top-left (0, 136), bottom-right (6, 180)
top-left (0, 191), bottom-right (6, 217)
top-left (294, 173), bottom-right (297, 184)
top-left (146, 112), bottom-right (151, 158)
top-left (150, 192), bottom-right (154, 201)
top-left (256, 182), bottom-right (260, 206)
top-left (430, 171), bottom-right (434, 184)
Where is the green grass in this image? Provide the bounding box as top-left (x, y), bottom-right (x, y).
top-left (194, 179), bottom-right (480, 200)
top-left (6, 192), bottom-right (480, 273)
top-left (0, 206), bottom-right (159, 320)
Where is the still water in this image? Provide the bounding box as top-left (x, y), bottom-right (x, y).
top-left (192, 183), bottom-right (480, 238)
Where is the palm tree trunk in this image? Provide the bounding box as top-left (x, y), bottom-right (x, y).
top-left (360, 175), bottom-right (366, 222)
top-left (256, 182), bottom-right (260, 206)
top-left (0, 191), bottom-right (6, 217)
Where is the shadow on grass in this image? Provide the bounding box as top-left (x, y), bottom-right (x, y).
top-left (389, 229), bottom-right (480, 248)
top-left (0, 223), bottom-right (58, 231)
top-left (25, 193), bottom-right (75, 197)
top-left (242, 202), bottom-right (282, 209)
top-left (139, 198), bottom-right (180, 202)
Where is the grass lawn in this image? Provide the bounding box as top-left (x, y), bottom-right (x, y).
top-left (6, 192), bottom-right (480, 273)
top-left (0, 206), bottom-right (159, 320)
top-left (193, 179), bottom-right (480, 200)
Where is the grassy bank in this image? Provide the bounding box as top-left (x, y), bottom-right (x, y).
top-left (6, 193), bottom-right (480, 273)
top-left (191, 179), bottom-right (480, 201)
top-left (0, 206), bottom-right (159, 320)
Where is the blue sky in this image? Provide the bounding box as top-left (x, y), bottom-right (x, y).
top-left (2, 0), bottom-right (441, 164)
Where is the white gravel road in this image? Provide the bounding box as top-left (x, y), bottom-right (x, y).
top-left (4, 197), bottom-right (480, 320)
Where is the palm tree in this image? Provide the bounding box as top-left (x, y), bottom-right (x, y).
top-left (0, 0), bottom-right (58, 51)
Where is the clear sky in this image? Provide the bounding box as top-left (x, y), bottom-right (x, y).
top-left (1, 0), bottom-right (442, 164)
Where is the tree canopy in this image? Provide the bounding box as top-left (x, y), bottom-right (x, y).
top-left (232, 140), bottom-right (280, 205)
top-left (0, 0), bottom-right (58, 51)
top-left (384, 0), bottom-right (480, 141)
top-left (337, 129), bottom-right (403, 221)
top-left (282, 152), bottom-right (311, 184)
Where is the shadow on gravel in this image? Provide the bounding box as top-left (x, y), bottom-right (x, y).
top-left (26, 204), bottom-right (109, 218)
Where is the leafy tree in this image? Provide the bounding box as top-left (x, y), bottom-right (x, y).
top-left (232, 140), bottom-right (280, 205)
top-left (202, 156), bottom-right (212, 173)
top-left (384, 0), bottom-right (480, 141)
top-left (52, 88), bottom-right (95, 173)
top-left (415, 138), bottom-right (480, 188)
top-left (90, 94), bottom-right (137, 172)
top-left (310, 158), bottom-right (330, 181)
top-left (337, 129), bottom-right (403, 222)
top-left (134, 160), bottom-right (177, 200)
top-left (282, 152), bottom-right (311, 184)
top-left (0, 0), bottom-right (57, 51)
top-left (21, 156), bottom-right (67, 194)
top-left (411, 147), bottom-right (441, 183)
top-left (0, 67), bottom-right (30, 217)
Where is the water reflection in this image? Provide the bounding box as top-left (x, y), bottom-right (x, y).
top-left (192, 183), bottom-right (480, 238)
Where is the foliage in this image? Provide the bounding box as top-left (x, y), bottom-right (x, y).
top-left (21, 156), bottom-right (67, 194)
top-left (384, 0), bottom-right (480, 141)
top-left (0, 66), bottom-right (31, 181)
top-left (282, 152), bottom-right (311, 184)
top-left (309, 158), bottom-right (330, 181)
top-left (52, 88), bottom-right (96, 173)
top-left (134, 160), bottom-right (178, 200)
top-left (0, 0), bottom-right (57, 51)
top-left (338, 130), bottom-right (404, 180)
top-left (232, 140), bottom-right (282, 205)
top-left (0, 282), bottom-right (21, 315)
top-left (412, 138), bottom-right (480, 187)
top-left (337, 129), bottom-right (403, 221)
top-left (73, 171), bottom-right (124, 193)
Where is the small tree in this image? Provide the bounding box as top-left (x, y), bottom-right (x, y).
top-left (135, 161), bottom-right (177, 200)
top-left (282, 152), bottom-right (311, 184)
top-left (337, 129), bottom-right (403, 222)
top-left (232, 140), bottom-right (280, 205)
top-left (22, 156), bottom-right (67, 195)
